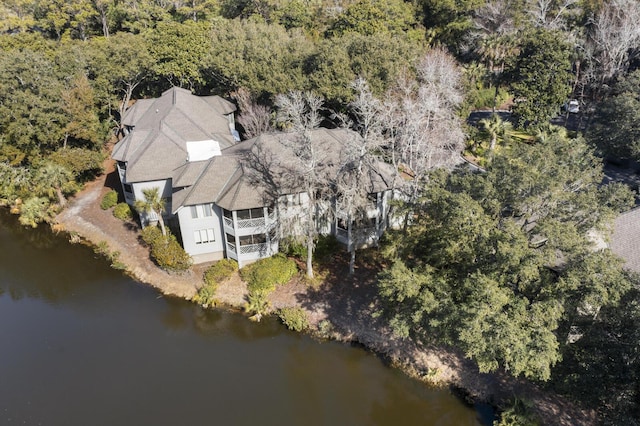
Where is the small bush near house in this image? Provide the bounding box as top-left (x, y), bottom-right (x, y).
top-left (140, 225), bottom-right (163, 246)
top-left (150, 233), bottom-right (192, 272)
top-left (140, 226), bottom-right (192, 272)
top-left (241, 253), bottom-right (298, 296)
top-left (100, 190), bottom-right (118, 210)
top-left (194, 259), bottom-right (238, 307)
top-left (245, 292), bottom-right (270, 319)
top-left (113, 202), bottom-right (132, 220)
top-left (277, 307), bottom-right (309, 332)
top-left (204, 259), bottom-right (238, 284)
top-left (193, 284), bottom-right (217, 308)
top-left (241, 254), bottom-right (297, 318)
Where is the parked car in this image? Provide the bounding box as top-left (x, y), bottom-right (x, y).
top-left (564, 99), bottom-right (579, 113)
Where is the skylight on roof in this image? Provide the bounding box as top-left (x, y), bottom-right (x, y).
top-left (186, 140), bottom-right (221, 162)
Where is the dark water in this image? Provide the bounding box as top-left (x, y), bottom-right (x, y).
top-left (0, 211), bottom-right (489, 426)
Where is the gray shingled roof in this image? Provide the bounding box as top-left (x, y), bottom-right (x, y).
top-left (610, 207), bottom-right (640, 273)
top-left (114, 87), bottom-right (238, 184)
top-left (114, 89), bottom-right (396, 215)
top-left (169, 128), bottom-right (397, 213)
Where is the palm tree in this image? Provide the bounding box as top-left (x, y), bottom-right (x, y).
top-left (479, 114), bottom-right (511, 151)
top-left (35, 163), bottom-right (74, 208)
top-left (134, 187), bottom-right (167, 236)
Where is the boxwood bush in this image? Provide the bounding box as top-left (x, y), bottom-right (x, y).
top-left (100, 190), bottom-right (118, 210)
top-left (113, 202), bottom-right (132, 220)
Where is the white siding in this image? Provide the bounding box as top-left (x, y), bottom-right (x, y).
top-left (178, 203), bottom-right (225, 258)
top-left (130, 179), bottom-right (173, 226)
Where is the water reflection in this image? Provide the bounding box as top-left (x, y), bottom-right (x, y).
top-left (0, 210), bottom-right (487, 426)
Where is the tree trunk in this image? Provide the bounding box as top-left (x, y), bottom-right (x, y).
top-left (101, 9), bottom-right (110, 38)
top-left (157, 213), bottom-right (167, 236)
top-left (306, 237), bottom-right (313, 279)
top-left (56, 188), bottom-right (66, 208)
top-left (349, 248), bottom-right (355, 275)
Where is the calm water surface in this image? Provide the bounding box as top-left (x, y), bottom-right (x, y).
top-left (0, 211), bottom-right (489, 425)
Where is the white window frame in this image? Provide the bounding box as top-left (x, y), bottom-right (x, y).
top-left (194, 228), bottom-right (215, 244)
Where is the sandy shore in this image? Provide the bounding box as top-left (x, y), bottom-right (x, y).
top-left (55, 168), bottom-right (596, 426)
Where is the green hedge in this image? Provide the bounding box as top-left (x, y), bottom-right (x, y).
top-left (241, 253), bottom-right (297, 296)
top-left (113, 202), bottom-right (133, 220)
top-left (140, 226), bottom-right (192, 272)
top-left (100, 190), bottom-right (118, 210)
top-left (241, 254), bottom-right (297, 317)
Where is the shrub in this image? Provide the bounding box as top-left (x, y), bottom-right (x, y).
top-left (139, 226), bottom-right (192, 272)
top-left (277, 307), bottom-right (309, 332)
top-left (316, 319), bottom-right (335, 339)
top-left (241, 254), bottom-right (297, 318)
top-left (193, 284), bottom-right (217, 308)
top-left (469, 86), bottom-right (510, 110)
top-left (140, 225), bottom-right (163, 246)
top-left (245, 292), bottom-right (270, 319)
top-left (241, 253), bottom-right (297, 296)
top-left (280, 238), bottom-right (308, 260)
top-left (150, 233), bottom-right (192, 272)
top-left (100, 190), bottom-right (118, 210)
top-left (204, 258), bottom-right (238, 285)
top-left (194, 259), bottom-right (238, 307)
top-left (494, 398), bottom-right (540, 426)
top-left (113, 202), bottom-right (132, 220)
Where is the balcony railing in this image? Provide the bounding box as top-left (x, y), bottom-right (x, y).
top-left (227, 242), bottom-right (236, 254)
top-left (237, 217), bottom-right (265, 229)
top-left (223, 216), bottom-right (233, 228)
top-left (239, 243), bottom-right (268, 255)
top-left (226, 212), bottom-right (276, 231)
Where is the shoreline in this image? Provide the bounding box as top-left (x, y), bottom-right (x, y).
top-left (54, 170), bottom-right (596, 426)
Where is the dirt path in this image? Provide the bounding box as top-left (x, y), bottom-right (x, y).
top-left (56, 165), bottom-right (596, 426)
top-left (56, 162), bottom-right (203, 299)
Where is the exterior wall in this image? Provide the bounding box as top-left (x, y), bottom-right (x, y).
top-left (177, 204), bottom-right (225, 259)
top-left (130, 179), bottom-right (173, 226)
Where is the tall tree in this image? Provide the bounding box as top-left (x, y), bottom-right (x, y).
top-left (337, 78), bottom-right (387, 274)
top-left (582, 0), bottom-right (640, 96)
top-left (145, 20), bottom-right (211, 89)
top-left (61, 74), bottom-right (105, 149)
top-left (508, 29), bottom-right (573, 127)
top-left (588, 69), bottom-right (640, 161)
top-left (88, 33), bottom-right (154, 128)
top-left (233, 87), bottom-right (273, 138)
top-left (386, 49), bottom-right (466, 216)
top-left (377, 131), bottom-right (634, 380)
top-left (273, 91), bottom-right (326, 278)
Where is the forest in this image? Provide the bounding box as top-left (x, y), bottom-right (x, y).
top-left (0, 0), bottom-right (639, 424)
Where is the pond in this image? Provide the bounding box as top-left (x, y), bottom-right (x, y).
top-left (0, 211), bottom-right (491, 425)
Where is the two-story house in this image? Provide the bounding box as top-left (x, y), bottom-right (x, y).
top-left (112, 88), bottom-right (395, 266)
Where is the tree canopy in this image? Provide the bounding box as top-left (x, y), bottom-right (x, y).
top-left (377, 131), bottom-right (634, 380)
